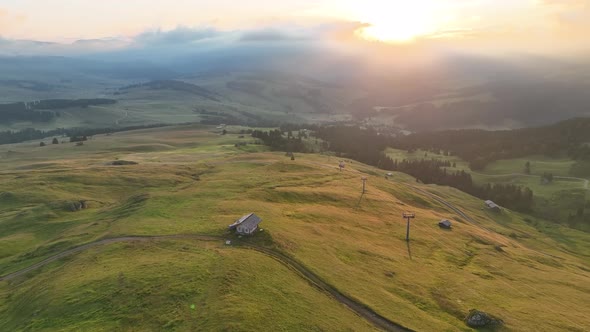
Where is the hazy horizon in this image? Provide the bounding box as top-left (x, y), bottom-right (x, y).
top-left (1, 0), bottom-right (590, 131)
top-left (1, 0), bottom-right (589, 60)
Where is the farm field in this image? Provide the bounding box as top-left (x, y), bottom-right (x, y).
top-left (0, 126), bottom-right (589, 331)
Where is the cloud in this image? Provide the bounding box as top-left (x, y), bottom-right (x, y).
top-left (0, 26), bottom-right (224, 56)
top-left (238, 22), bottom-right (371, 45)
top-left (134, 26), bottom-right (220, 45)
top-left (0, 37), bottom-right (128, 56)
top-left (71, 38), bottom-right (131, 52)
top-left (1, 17), bottom-right (588, 60)
top-left (239, 28), bottom-right (307, 42)
top-left (0, 38), bottom-right (59, 56)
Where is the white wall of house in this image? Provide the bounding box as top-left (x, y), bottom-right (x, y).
top-left (238, 225), bottom-right (259, 235)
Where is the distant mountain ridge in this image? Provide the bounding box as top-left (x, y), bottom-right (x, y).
top-left (119, 80), bottom-right (221, 102)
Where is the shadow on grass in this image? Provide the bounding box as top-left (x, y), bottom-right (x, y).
top-left (355, 192), bottom-right (366, 209)
top-left (224, 228), bottom-right (276, 248)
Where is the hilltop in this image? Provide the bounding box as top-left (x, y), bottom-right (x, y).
top-left (118, 80), bottom-right (221, 102)
top-left (0, 125), bottom-right (588, 331)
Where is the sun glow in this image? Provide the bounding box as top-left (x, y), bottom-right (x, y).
top-left (349, 1), bottom-right (440, 42)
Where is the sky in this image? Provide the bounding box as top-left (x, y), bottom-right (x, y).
top-left (0, 0), bottom-right (589, 56)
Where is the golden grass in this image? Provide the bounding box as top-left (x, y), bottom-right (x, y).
top-left (1, 125), bottom-right (589, 331)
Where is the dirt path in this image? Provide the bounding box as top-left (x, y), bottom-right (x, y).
top-left (407, 185), bottom-right (566, 260)
top-left (244, 245), bottom-right (412, 332)
top-left (408, 185), bottom-right (479, 226)
top-left (0, 235), bottom-right (220, 282)
top-left (0, 234), bottom-right (412, 332)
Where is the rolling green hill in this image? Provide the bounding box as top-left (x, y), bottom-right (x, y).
top-left (0, 72), bottom-right (361, 133)
top-left (0, 125), bottom-right (589, 331)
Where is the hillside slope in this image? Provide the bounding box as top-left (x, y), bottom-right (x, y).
top-left (0, 125), bottom-right (588, 331)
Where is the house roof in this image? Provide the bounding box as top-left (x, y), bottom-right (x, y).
top-left (229, 213), bottom-right (262, 230)
top-left (485, 200), bottom-right (500, 208)
top-left (240, 214), bottom-right (262, 230)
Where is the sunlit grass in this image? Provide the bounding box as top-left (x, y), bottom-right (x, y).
top-left (0, 126), bottom-right (588, 331)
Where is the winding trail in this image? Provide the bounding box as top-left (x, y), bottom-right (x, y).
top-left (0, 234), bottom-right (412, 332)
top-left (408, 185), bottom-right (479, 226)
top-left (406, 184), bottom-right (566, 260)
top-left (303, 159), bottom-right (568, 260)
top-left (0, 235), bottom-right (220, 282)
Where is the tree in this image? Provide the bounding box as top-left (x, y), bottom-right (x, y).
top-left (52, 137), bottom-right (59, 145)
top-left (39, 141), bottom-right (46, 147)
top-left (524, 161), bottom-right (531, 175)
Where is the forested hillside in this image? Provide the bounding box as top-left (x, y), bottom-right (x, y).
top-left (0, 99), bottom-right (116, 124)
top-left (394, 118), bottom-right (590, 170)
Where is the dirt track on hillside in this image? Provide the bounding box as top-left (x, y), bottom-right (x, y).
top-left (0, 234), bottom-right (412, 332)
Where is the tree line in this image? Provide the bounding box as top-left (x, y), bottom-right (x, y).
top-left (312, 125), bottom-right (534, 212)
top-left (249, 125), bottom-right (534, 212)
top-left (0, 124), bottom-right (170, 146)
top-left (392, 118), bottom-right (590, 170)
top-left (251, 129), bottom-right (308, 153)
top-left (0, 99), bottom-right (116, 124)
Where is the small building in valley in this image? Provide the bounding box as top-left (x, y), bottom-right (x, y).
top-left (228, 213), bottom-right (262, 235)
top-left (438, 219), bottom-right (452, 229)
top-left (484, 200), bottom-right (502, 213)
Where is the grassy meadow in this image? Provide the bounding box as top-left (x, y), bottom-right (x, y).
top-left (0, 239), bottom-right (377, 332)
top-left (0, 126), bottom-right (589, 331)
top-left (385, 148), bottom-right (590, 226)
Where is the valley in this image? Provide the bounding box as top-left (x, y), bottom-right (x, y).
top-left (3, 2), bottom-right (590, 331)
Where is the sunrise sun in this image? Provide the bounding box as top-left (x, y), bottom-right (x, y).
top-left (350, 1), bottom-right (439, 42)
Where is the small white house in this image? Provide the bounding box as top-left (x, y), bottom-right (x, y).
top-left (228, 213), bottom-right (262, 235)
top-left (485, 200), bottom-right (502, 212)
